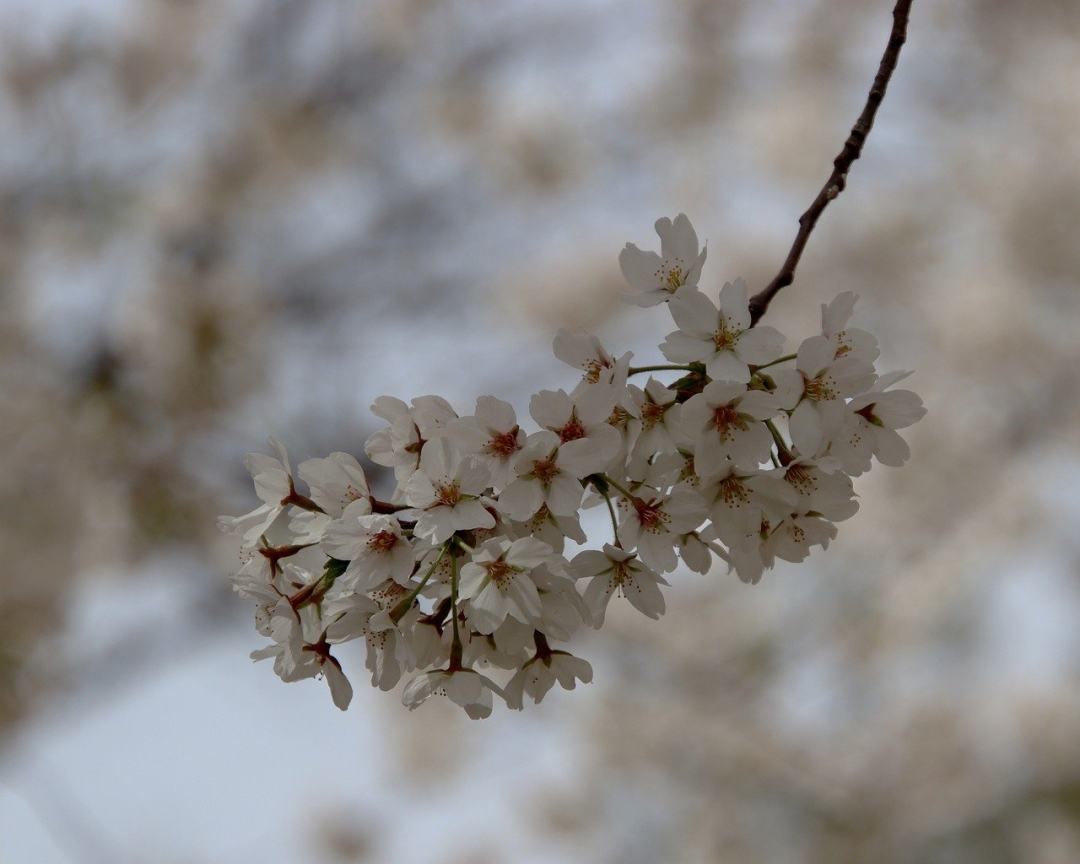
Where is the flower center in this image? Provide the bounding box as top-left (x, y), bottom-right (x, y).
top-left (435, 482), bottom-right (461, 507)
top-left (662, 262), bottom-right (685, 292)
top-left (608, 405), bottom-right (631, 428)
top-left (367, 529), bottom-right (399, 554)
top-left (485, 426), bottom-right (521, 458)
top-left (485, 559), bottom-right (519, 589)
top-left (583, 359), bottom-right (609, 384)
top-left (633, 498), bottom-right (670, 534)
top-left (527, 504), bottom-right (552, 532)
top-left (711, 405), bottom-right (748, 440)
top-left (641, 400), bottom-right (668, 430)
top-left (679, 454), bottom-right (698, 485)
top-left (804, 374), bottom-right (837, 402)
top-left (371, 581), bottom-right (407, 607)
top-left (784, 464), bottom-right (815, 493)
top-left (834, 331), bottom-right (852, 358)
top-left (531, 457), bottom-right (559, 485)
top-left (712, 322), bottom-right (739, 352)
top-left (717, 476), bottom-right (751, 508)
top-left (344, 483), bottom-right (365, 504)
top-left (557, 412), bottom-right (586, 443)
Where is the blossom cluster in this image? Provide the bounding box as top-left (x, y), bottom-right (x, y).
top-left (220, 214), bottom-right (925, 718)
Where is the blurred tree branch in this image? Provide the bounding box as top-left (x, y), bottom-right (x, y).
top-left (749, 0), bottom-right (914, 325)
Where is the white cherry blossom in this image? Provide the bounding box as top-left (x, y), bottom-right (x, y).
top-left (820, 292), bottom-right (879, 364)
top-left (772, 334), bottom-right (877, 457)
top-left (529, 388), bottom-right (621, 477)
top-left (498, 431), bottom-right (588, 520)
top-left (445, 395), bottom-right (526, 491)
top-left (553, 328), bottom-right (631, 387)
top-left (775, 458), bottom-right (859, 522)
top-left (617, 486), bottom-right (707, 573)
top-left (458, 537), bottom-right (559, 634)
top-left (619, 213), bottom-right (707, 306)
top-left (830, 371), bottom-right (926, 475)
top-left (573, 544), bottom-right (669, 625)
top-left (628, 378), bottom-right (682, 465)
top-left (765, 512), bottom-right (839, 564)
top-left (218, 436), bottom-right (294, 548)
top-left (681, 380), bottom-right (778, 474)
top-left (250, 596), bottom-right (353, 711)
top-left (402, 668), bottom-right (502, 720)
top-left (508, 503), bottom-right (586, 554)
top-left (321, 503), bottom-right (416, 590)
top-left (505, 650), bottom-right (593, 709)
top-left (696, 463), bottom-right (797, 550)
top-left (325, 593), bottom-right (413, 691)
top-left (404, 439), bottom-right (494, 543)
top-left (661, 280), bottom-right (784, 383)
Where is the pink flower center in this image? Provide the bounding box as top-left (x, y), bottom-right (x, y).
top-left (712, 405), bottom-right (748, 439)
top-left (633, 498), bottom-right (670, 534)
top-left (531, 457), bottom-right (559, 485)
top-left (435, 482), bottom-right (461, 507)
top-left (367, 530), bottom-right (398, 554)
top-left (717, 477), bottom-right (750, 508)
top-left (485, 426), bottom-right (521, 458)
top-left (641, 401), bottom-right (667, 430)
top-left (485, 559), bottom-right (515, 589)
top-left (557, 411), bottom-right (586, 443)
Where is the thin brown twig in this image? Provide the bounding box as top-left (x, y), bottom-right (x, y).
top-left (748, 0), bottom-right (914, 326)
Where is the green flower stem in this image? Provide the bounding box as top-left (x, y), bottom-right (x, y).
top-left (753, 353), bottom-right (797, 372)
top-left (765, 419), bottom-right (793, 463)
top-left (628, 364), bottom-right (697, 375)
top-left (600, 487), bottom-right (621, 547)
top-left (389, 543), bottom-right (448, 624)
top-left (448, 550), bottom-right (463, 670)
top-left (600, 474), bottom-right (638, 501)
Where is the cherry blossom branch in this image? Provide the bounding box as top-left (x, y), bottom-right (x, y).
top-left (747, 0), bottom-right (914, 326)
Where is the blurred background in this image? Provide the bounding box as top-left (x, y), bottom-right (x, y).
top-left (3, 0), bottom-right (1080, 862)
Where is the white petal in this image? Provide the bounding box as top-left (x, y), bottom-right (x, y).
top-left (789, 400), bottom-right (824, 457)
top-left (545, 473), bottom-right (584, 516)
top-left (618, 245), bottom-right (664, 292)
top-left (323, 658), bottom-right (353, 711)
top-left (498, 478), bottom-right (544, 521)
top-left (796, 335), bottom-right (836, 377)
top-left (718, 279), bottom-right (751, 331)
top-left (668, 289), bottom-right (717, 335)
top-left (660, 331), bottom-right (714, 364)
top-left (735, 325), bottom-right (785, 365)
top-left (705, 350), bottom-right (750, 384)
